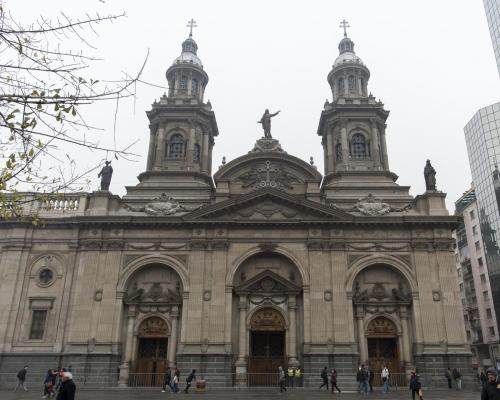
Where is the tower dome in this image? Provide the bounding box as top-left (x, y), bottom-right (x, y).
top-left (166, 20), bottom-right (208, 102)
top-left (327, 25), bottom-right (370, 101)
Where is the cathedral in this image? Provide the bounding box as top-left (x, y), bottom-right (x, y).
top-left (0, 25), bottom-right (472, 388)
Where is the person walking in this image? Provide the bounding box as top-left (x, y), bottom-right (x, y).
top-left (161, 367), bottom-right (172, 393)
top-left (278, 366), bottom-right (287, 393)
top-left (14, 366), bottom-right (28, 392)
top-left (171, 372), bottom-right (179, 393)
top-left (409, 372), bottom-right (423, 400)
top-left (184, 369), bottom-right (196, 393)
top-left (381, 365), bottom-right (390, 393)
top-left (368, 366), bottom-right (374, 392)
top-left (444, 368), bottom-right (452, 389)
top-left (480, 369), bottom-right (488, 389)
top-left (356, 365), bottom-right (363, 393)
top-left (42, 369), bottom-right (57, 398)
top-left (361, 365), bottom-right (369, 395)
top-left (481, 367), bottom-right (500, 399)
top-left (330, 369), bottom-right (341, 393)
top-left (319, 366), bottom-right (329, 390)
top-left (452, 367), bottom-right (462, 390)
top-left (56, 372), bottom-right (76, 400)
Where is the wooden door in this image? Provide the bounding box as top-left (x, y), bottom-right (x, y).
top-left (248, 331), bottom-right (285, 386)
top-left (135, 337), bottom-right (168, 386)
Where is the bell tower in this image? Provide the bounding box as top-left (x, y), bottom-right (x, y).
top-left (125, 20), bottom-right (218, 204)
top-left (317, 21), bottom-right (412, 207)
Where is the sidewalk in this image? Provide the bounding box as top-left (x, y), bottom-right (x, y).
top-left (0, 388), bottom-right (480, 400)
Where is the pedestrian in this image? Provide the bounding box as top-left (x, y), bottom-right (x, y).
top-left (444, 367), bottom-right (452, 389)
top-left (481, 367), bottom-right (500, 399)
top-left (161, 367), bottom-right (172, 393)
top-left (330, 368), bottom-right (341, 393)
top-left (356, 365), bottom-right (363, 393)
top-left (278, 366), bottom-right (287, 393)
top-left (184, 369), bottom-right (196, 393)
top-left (56, 372), bottom-right (76, 400)
top-left (42, 369), bottom-right (56, 398)
top-left (360, 365), bottom-right (369, 395)
top-left (452, 367), bottom-right (462, 390)
top-left (409, 372), bottom-right (423, 400)
top-left (171, 372), bottom-right (179, 393)
top-left (14, 365), bottom-right (28, 392)
top-left (381, 364), bottom-right (390, 393)
top-left (319, 366), bottom-right (329, 390)
top-left (368, 366), bottom-right (374, 392)
top-left (287, 366), bottom-right (294, 388)
top-left (480, 369), bottom-right (488, 389)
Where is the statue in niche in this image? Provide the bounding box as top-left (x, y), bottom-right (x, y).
top-left (424, 159), bottom-right (437, 191)
top-left (98, 160), bottom-right (113, 191)
top-left (257, 109), bottom-right (280, 139)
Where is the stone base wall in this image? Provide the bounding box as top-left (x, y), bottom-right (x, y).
top-left (413, 353), bottom-right (474, 389)
top-left (302, 353), bottom-right (359, 390)
top-left (0, 353), bottom-right (121, 389)
top-left (175, 353), bottom-right (234, 387)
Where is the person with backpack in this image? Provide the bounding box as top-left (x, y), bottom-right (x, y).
top-left (481, 367), bottom-right (500, 400)
top-left (14, 365), bottom-right (28, 392)
top-left (319, 366), bottom-right (329, 390)
top-left (330, 368), bottom-right (341, 393)
top-left (381, 365), bottom-right (390, 393)
top-left (184, 369), bottom-right (196, 393)
top-left (409, 372), bottom-right (423, 400)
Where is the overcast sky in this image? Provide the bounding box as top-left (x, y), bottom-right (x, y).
top-left (10, 0), bottom-right (500, 210)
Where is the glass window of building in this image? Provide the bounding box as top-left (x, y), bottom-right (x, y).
top-left (490, 326), bottom-right (496, 336)
top-left (484, 290), bottom-right (490, 300)
top-left (487, 308), bottom-right (493, 319)
top-left (29, 310), bottom-right (47, 340)
top-left (475, 241), bottom-right (481, 251)
top-left (167, 134), bottom-right (186, 159)
top-left (478, 257), bottom-right (484, 266)
top-left (470, 210), bottom-right (476, 220)
top-left (481, 274), bottom-right (487, 283)
top-left (472, 225), bottom-right (478, 235)
top-left (351, 133), bottom-right (367, 159)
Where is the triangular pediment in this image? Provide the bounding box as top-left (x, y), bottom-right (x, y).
top-left (235, 269), bottom-right (301, 294)
top-left (183, 187), bottom-right (353, 221)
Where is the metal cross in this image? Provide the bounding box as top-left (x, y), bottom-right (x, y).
top-left (187, 19), bottom-right (197, 38)
top-left (339, 19), bottom-right (350, 37)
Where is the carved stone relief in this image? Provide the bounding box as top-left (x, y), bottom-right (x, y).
top-left (236, 160), bottom-right (300, 190)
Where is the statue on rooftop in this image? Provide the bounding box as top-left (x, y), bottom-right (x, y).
top-left (98, 160), bottom-right (113, 191)
top-left (424, 159), bottom-right (437, 191)
top-left (258, 109), bottom-right (280, 139)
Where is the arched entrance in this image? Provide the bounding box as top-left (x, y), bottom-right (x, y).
top-left (135, 317), bottom-right (169, 386)
top-left (248, 308), bottom-right (286, 382)
top-left (367, 317), bottom-right (399, 373)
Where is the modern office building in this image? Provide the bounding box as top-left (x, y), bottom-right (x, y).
top-left (454, 188), bottom-right (500, 368)
top-left (484, 0), bottom-right (500, 76)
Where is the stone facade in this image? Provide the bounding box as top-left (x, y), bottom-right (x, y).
top-left (0, 30), bottom-right (472, 388)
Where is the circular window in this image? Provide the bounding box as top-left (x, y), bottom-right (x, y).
top-left (38, 269), bottom-right (54, 285)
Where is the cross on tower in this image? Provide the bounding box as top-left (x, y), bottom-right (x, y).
top-left (339, 19), bottom-right (350, 37)
top-left (187, 18), bottom-right (197, 38)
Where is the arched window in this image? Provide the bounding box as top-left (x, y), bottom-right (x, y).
top-left (193, 144), bottom-right (201, 162)
top-left (338, 78), bottom-right (344, 94)
top-left (348, 75), bottom-right (355, 92)
top-left (167, 134), bottom-right (185, 159)
top-left (335, 143), bottom-right (342, 161)
top-left (191, 79), bottom-right (199, 97)
top-left (351, 133), bottom-right (367, 159)
top-left (179, 75), bottom-right (188, 91)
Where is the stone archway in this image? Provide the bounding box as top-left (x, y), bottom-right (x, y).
top-left (118, 264), bottom-right (183, 386)
top-left (232, 252), bottom-right (302, 385)
top-left (352, 264), bottom-right (413, 372)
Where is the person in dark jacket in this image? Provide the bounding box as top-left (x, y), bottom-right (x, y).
top-left (161, 367), bottom-right (172, 393)
top-left (481, 367), bottom-right (500, 400)
top-left (14, 366), bottom-right (28, 392)
top-left (56, 372), bottom-right (76, 400)
top-left (319, 366), bottom-right (329, 390)
top-left (330, 369), bottom-right (341, 393)
top-left (368, 366), bottom-right (374, 392)
top-left (42, 369), bottom-right (57, 398)
top-left (409, 372), bottom-right (423, 400)
top-left (184, 369), bottom-right (196, 393)
top-left (444, 368), bottom-right (452, 389)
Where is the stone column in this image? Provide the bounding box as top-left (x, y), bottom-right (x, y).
top-left (146, 125), bottom-right (157, 170)
top-left (370, 119), bottom-right (382, 169)
top-left (379, 124), bottom-right (389, 170)
top-left (168, 306), bottom-right (180, 368)
top-left (326, 131), bottom-right (334, 173)
top-left (153, 126), bottom-right (166, 170)
top-left (356, 306), bottom-right (367, 364)
top-left (235, 295), bottom-right (248, 386)
top-left (288, 295), bottom-right (299, 366)
top-left (340, 122), bottom-right (349, 170)
top-left (118, 305), bottom-right (136, 386)
top-left (399, 306), bottom-right (412, 369)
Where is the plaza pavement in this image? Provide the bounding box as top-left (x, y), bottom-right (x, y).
top-left (0, 388), bottom-right (482, 400)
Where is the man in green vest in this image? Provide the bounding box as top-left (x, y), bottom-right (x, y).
top-left (295, 367), bottom-right (301, 387)
top-left (287, 367), bottom-right (295, 387)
